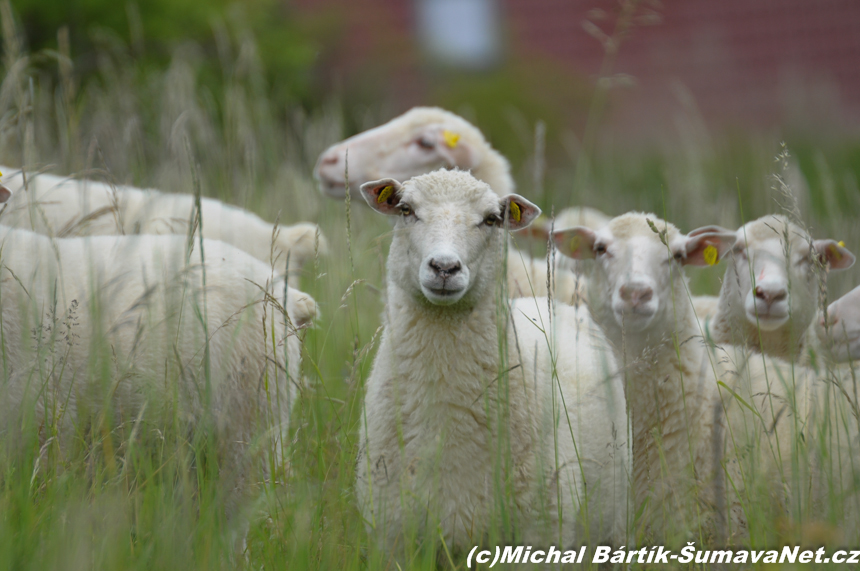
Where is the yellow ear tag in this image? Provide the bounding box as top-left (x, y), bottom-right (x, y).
top-left (442, 130), bottom-right (460, 148)
top-left (377, 185), bottom-right (394, 204)
top-left (703, 244), bottom-right (718, 266)
top-left (509, 201), bottom-right (522, 222)
top-left (838, 241), bottom-right (846, 248)
top-left (831, 244), bottom-right (843, 261)
top-left (569, 235), bottom-right (581, 253)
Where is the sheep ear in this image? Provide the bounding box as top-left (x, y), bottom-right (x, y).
top-left (687, 225), bottom-right (734, 238)
top-left (500, 195), bottom-right (540, 230)
top-left (553, 227), bottom-right (597, 260)
top-left (0, 184), bottom-right (10, 203)
top-left (813, 239), bottom-right (855, 270)
top-left (360, 178), bottom-right (403, 215)
top-left (683, 231), bottom-right (736, 267)
top-left (431, 126), bottom-right (481, 170)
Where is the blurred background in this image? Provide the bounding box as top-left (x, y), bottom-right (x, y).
top-left (6, 0), bottom-right (860, 223)
top-left (3, 2), bottom-right (860, 568)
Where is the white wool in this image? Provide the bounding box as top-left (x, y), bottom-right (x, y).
top-left (0, 166), bottom-right (326, 288)
top-left (818, 285), bottom-right (860, 362)
top-left (315, 106), bottom-right (514, 198)
top-left (316, 107), bottom-right (588, 301)
top-left (707, 215), bottom-right (853, 362)
top-left (356, 170), bottom-right (627, 554)
top-left (570, 213), bottom-right (854, 540)
top-left (0, 225), bottom-right (315, 528)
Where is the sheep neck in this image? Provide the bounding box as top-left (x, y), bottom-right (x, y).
top-left (603, 294), bottom-right (719, 516)
top-left (383, 282), bottom-right (510, 430)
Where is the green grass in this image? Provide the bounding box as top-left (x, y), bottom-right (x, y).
top-left (1, 4), bottom-right (860, 570)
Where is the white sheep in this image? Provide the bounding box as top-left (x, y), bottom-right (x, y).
top-left (0, 166), bottom-right (327, 288)
top-left (694, 216), bottom-right (854, 361)
top-left (554, 214), bottom-right (857, 541)
top-left (314, 106), bottom-right (587, 302)
top-left (0, 225), bottom-right (316, 545)
top-left (817, 285), bottom-right (860, 362)
top-left (355, 170), bottom-right (627, 557)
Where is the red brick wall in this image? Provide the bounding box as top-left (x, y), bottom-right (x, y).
top-left (295, 0), bottom-right (860, 132)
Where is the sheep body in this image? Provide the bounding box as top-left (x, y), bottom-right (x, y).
top-left (555, 213), bottom-right (852, 541)
top-left (0, 225), bottom-right (314, 521)
top-left (0, 167), bottom-right (326, 287)
top-left (355, 170), bottom-right (627, 555)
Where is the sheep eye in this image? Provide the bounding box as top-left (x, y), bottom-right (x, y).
top-left (400, 205), bottom-right (414, 217)
top-left (594, 244), bottom-right (607, 255)
top-left (416, 137), bottom-right (435, 150)
top-left (483, 215), bottom-right (499, 227)
top-left (673, 251), bottom-right (684, 261)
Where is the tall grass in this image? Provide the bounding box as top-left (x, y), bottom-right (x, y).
top-left (0, 2), bottom-right (859, 570)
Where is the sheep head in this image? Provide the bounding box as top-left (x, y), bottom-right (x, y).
top-left (316, 107), bottom-right (502, 199)
top-left (553, 213), bottom-right (735, 340)
top-left (361, 169), bottom-right (539, 307)
top-left (713, 215), bottom-right (853, 334)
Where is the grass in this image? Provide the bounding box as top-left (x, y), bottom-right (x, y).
top-left (1, 3), bottom-right (860, 570)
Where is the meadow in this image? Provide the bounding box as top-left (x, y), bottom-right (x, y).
top-left (1, 4), bottom-right (860, 570)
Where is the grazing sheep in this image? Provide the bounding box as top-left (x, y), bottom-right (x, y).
top-left (553, 214), bottom-right (853, 541)
top-left (0, 166), bottom-right (327, 288)
top-left (696, 216), bottom-right (854, 361)
top-left (817, 285), bottom-right (860, 362)
top-left (0, 225), bottom-right (316, 544)
top-left (355, 170), bottom-right (627, 557)
top-left (315, 106), bottom-right (585, 302)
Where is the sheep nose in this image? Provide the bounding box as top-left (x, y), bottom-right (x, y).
top-left (755, 285), bottom-right (787, 305)
top-left (319, 149), bottom-right (340, 166)
top-left (619, 283), bottom-right (653, 307)
top-left (429, 258), bottom-right (462, 278)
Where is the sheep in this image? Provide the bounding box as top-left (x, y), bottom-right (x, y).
top-left (553, 213), bottom-right (857, 542)
top-left (314, 106), bottom-right (587, 302)
top-left (0, 224), bottom-right (316, 547)
top-left (315, 106), bottom-right (515, 200)
top-left (817, 285), bottom-right (860, 362)
top-left (355, 170), bottom-right (627, 558)
top-left (0, 166), bottom-right (327, 288)
top-left (695, 216), bottom-right (854, 361)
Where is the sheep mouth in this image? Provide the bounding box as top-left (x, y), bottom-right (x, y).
top-left (612, 307), bottom-right (656, 332)
top-left (421, 285), bottom-right (467, 305)
top-left (745, 309), bottom-right (789, 330)
top-left (317, 178), bottom-right (351, 199)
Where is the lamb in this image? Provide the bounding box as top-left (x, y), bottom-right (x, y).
top-left (0, 225), bottom-right (316, 546)
top-left (355, 170), bottom-right (627, 558)
top-left (314, 106), bottom-right (584, 302)
top-left (0, 166), bottom-right (327, 288)
top-left (553, 214), bottom-right (856, 542)
top-left (697, 215), bottom-right (854, 361)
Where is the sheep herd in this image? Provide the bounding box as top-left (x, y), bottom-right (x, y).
top-left (3, 105), bottom-right (860, 559)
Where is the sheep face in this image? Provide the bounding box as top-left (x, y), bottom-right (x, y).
top-left (720, 216), bottom-right (853, 333)
top-left (818, 285), bottom-right (860, 362)
top-left (360, 170), bottom-right (539, 306)
top-left (554, 213), bottom-right (735, 336)
top-left (316, 108), bottom-right (481, 198)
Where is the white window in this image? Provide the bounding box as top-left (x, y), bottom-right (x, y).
top-left (416, 0), bottom-right (502, 69)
